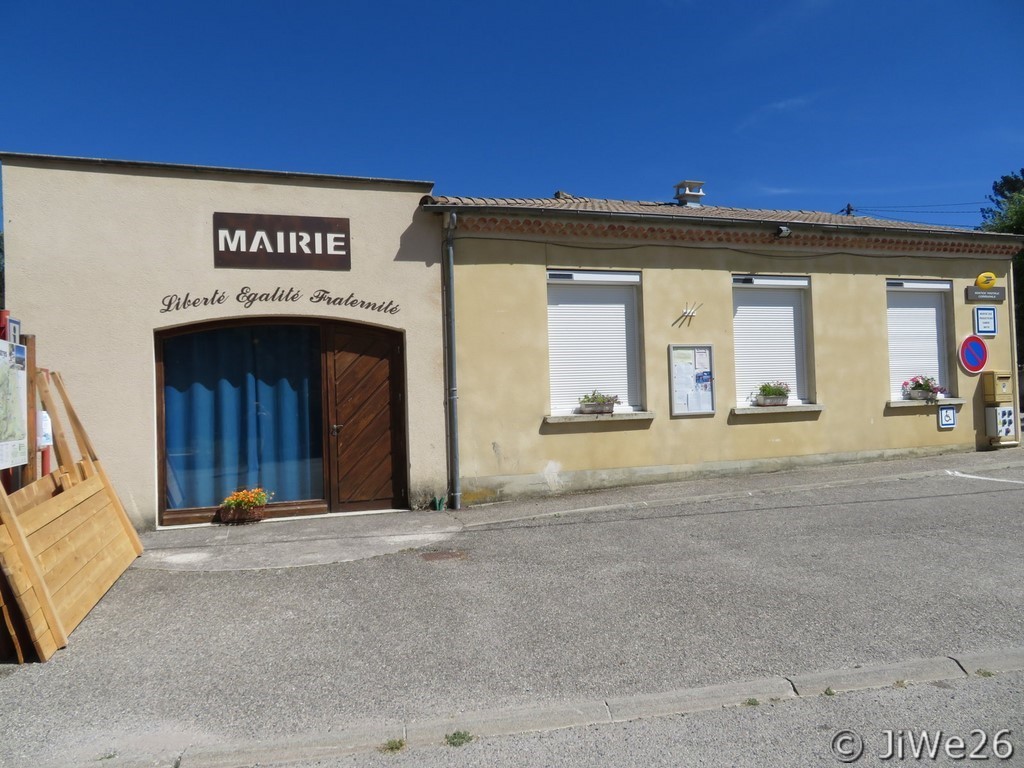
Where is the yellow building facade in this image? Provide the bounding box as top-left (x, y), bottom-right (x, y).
top-left (423, 191), bottom-right (1024, 503)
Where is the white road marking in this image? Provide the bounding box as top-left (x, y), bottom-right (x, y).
top-left (946, 470), bottom-right (1024, 485)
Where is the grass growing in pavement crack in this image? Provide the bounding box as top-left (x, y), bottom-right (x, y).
top-left (380, 738), bottom-right (406, 753)
top-left (893, 680), bottom-right (907, 689)
top-left (445, 730), bottom-right (474, 747)
top-left (824, 687), bottom-right (836, 696)
top-left (976, 668), bottom-right (995, 677)
top-left (743, 698), bottom-right (759, 706)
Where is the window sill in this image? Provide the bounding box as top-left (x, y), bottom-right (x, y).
top-left (886, 398), bottom-right (967, 409)
top-left (731, 404), bottom-right (825, 416)
top-left (544, 411), bottom-right (656, 424)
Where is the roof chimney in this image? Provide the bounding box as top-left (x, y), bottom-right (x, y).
top-left (674, 180), bottom-right (705, 207)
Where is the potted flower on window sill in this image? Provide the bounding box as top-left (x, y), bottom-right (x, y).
top-left (219, 487), bottom-right (273, 524)
top-left (754, 381), bottom-right (791, 406)
top-left (902, 375), bottom-right (945, 403)
top-left (577, 390), bottom-right (621, 414)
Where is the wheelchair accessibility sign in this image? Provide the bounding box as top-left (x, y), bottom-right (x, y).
top-left (938, 404), bottom-right (957, 430)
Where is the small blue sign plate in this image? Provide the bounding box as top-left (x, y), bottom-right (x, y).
top-left (938, 405), bottom-right (957, 430)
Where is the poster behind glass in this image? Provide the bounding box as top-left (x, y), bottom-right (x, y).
top-left (0, 340), bottom-right (29, 469)
top-left (669, 344), bottom-right (714, 416)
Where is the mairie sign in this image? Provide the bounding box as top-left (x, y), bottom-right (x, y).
top-left (958, 335), bottom-right (988, 374)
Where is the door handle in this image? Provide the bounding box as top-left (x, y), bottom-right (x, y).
top-left (330, 424), bottom-right (344, 436)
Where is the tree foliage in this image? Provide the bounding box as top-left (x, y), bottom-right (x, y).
top-left (981, 171), bottom-right (1024, 365)
top-left (981, 168), bottom-right (1024, 233)
top-left (981, 191), bottom-right (1024, 234)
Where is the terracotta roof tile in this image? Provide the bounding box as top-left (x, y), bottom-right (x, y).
top-left (421, 194), bottom-right (1001, 237)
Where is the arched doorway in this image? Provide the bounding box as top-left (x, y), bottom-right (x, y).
top-left (156, 319), bottom-right (407, 526)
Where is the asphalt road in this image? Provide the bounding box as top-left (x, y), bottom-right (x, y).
top-left (318, 671), bottom-right (1024, 768)
top-left (2, 452), bottom-right (1023, 767)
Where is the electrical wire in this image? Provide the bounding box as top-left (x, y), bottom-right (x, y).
top-left (852, 210), bottom-right (981, 227)
top-left (859, 209), bottom-right (982, 215)
top-left (833, 202), bottom-right (984, 227)
top-left (855, 201), bottom-right (988, 209)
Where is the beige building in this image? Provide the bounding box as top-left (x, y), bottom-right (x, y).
top-left (1, 154), bottom-right (448, 529)
top-left (422, 184), bottom-right (1024, 503)
top-left (3, 157), bottom-right (1023, 528)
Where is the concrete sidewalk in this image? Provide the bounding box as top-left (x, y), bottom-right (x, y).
top-left (137, 510), bottom-right (464, 572)
top-left (3, 448), bottom-right (1024, 768)
top-left (136, 447), bottom-right (1024, 571)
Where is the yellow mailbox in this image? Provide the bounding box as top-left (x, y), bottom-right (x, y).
top-left (981, 370), bottom-right (1013, 404)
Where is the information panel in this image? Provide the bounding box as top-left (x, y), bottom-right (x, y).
top-left (669, 344), bottom-right (715, 416)
top-left (0, 340), bottom-right (28, 469)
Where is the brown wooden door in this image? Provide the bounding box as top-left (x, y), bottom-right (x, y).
top-left (326, 325), bottom-right (407, 511)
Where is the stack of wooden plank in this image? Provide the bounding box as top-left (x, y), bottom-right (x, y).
top-left (0, 371), bottom-right (142, 662)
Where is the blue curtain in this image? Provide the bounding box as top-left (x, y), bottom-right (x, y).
top-left (163, 325), bottom-right (323, 510)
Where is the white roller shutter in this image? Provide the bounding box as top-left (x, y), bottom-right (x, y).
top-left (547, 280), bottom-right (640, 413)
top-left (886, 287), bottom-right (949, 398)
top-left (733, 285), bottom-right (808, 404)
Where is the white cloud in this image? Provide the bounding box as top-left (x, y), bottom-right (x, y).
top-left (766, 97), bottom-right (810, 112)
top-left (735, 95), bottom-right (813, 133)
top-left (757, 186), bottom-right (806, 196)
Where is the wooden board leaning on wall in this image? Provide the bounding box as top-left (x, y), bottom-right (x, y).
top-left (0, 363), bottom-right (142, 662)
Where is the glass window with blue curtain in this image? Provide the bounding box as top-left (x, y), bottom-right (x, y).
top-left (163, 324), bottom-right (324, 510)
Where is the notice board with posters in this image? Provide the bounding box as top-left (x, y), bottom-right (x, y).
top-left (669, 344), bottom-right (715, 416)
top-left (0, 340), bottom-right (28, 469)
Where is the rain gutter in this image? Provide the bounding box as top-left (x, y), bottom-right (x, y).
top-left (443, 213), bottom-right (461, 510)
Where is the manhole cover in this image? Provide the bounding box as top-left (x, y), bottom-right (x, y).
top-left (420, 550), bottom-right (467, 561)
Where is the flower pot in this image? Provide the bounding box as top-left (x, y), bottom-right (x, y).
top-left (218, 505), bottom-right (266, 524)
top-left (906, 389), bottom-right (932, 400)
top-left (578, 402), bottom-right (615, 414)
top-left (755, 395), bottom-right (789, 406)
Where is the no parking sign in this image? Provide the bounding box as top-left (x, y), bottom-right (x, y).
top-left (958, 335), bottom-right (988, 374)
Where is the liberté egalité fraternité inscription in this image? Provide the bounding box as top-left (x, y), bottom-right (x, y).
top-left (160, 287), bottom-right (401, 315)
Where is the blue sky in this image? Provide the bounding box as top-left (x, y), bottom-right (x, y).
top-left (3, 0), bottom-right (1022, 228)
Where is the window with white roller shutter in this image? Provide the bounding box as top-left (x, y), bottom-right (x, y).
top-left (886, 280), bottom-right (951, 399)
top-left (547, 271), bottom-right (642, 414)
top-left (732, 275), bottom-right (811, 405)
